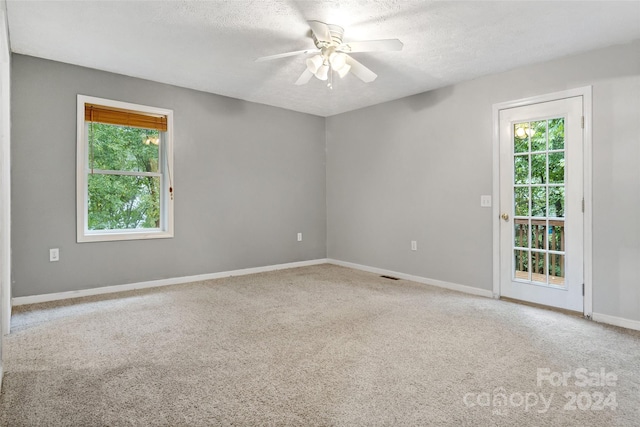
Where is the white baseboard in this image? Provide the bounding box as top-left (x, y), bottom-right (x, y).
top-left (592, 312), bottom-right (640, 332)
top-left (327, 259), bottom-right (494, 298)
top-left (12, 258), bottom-right (329, 306)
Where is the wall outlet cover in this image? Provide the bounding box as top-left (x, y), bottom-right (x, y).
top-left (480, 195), bottom-right (492, 208)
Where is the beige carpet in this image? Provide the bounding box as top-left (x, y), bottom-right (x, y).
top-left (1, 264), bottom-right (639, 426)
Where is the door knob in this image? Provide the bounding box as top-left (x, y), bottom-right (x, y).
top-left (501, 213), bottom-right (509, 221)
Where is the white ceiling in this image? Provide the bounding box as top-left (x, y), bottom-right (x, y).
top-left (6, 1), bottom-right (640, 117)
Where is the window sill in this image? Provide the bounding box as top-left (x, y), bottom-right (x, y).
top-left (77, 229), bottom-right (174, 243)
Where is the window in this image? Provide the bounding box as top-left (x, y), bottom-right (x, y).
top-left (77, 95), bottom-right (174, 242)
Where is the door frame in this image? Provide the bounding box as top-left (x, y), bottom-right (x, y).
top-left (492, 87), bottom-right (593, 318)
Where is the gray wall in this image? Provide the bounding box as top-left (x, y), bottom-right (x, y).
top-left (327, 40), bottom-right (640, 321)
top-left (11, 54), bottom-right (326, 297)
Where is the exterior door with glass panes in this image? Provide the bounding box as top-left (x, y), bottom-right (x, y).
top-left (499, 97), bottom-right (583, 312)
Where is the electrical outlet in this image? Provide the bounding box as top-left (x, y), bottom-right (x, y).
top-left (49, 248), bottom-right (59, 262)
top-left (480, 195), bottom-right (492, 208)
top-left (480, 195), bottom-right (492, 207)
top-left (411, 240), bottom-right (417, 251)
top-left (297, 232), bottom-right (302, 242)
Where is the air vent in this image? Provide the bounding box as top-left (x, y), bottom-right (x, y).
top-left (380, 275), bottom-right (400, 281)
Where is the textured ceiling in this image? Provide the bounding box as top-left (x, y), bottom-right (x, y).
top-left (6, 1), bottom-right (640, 117)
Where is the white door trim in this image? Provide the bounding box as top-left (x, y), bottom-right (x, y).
top-left (492, 86), bottom-right (593, 318)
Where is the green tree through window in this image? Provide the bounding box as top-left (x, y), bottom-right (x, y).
top-left (88, 123), bottom-right (161, 230)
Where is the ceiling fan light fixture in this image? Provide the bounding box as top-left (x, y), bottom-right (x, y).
top-left (306, 55), bottom-right (324, 74)
top-left (315, 64), bottom-right (329, 81)
top-left (329, 52), bottom-right (347, 70)
top-left (256, 20), bottom-right (401, 87)
top-left (337, 63), bottom-right (351, 78)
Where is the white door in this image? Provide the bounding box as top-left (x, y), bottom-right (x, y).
top-left (499, 97), bottom-right (584, 312)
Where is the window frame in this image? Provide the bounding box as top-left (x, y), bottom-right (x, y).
top-left (76, 94), bottom-right (174, 243)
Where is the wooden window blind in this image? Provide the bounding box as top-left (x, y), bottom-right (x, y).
top-left (84, 103), bottom-right (167, 132)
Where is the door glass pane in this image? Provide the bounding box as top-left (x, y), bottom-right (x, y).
top-left (514, 155), bottom-right (529, 184)
top-left (548, 187), bottom-right (565, 217)
top-left (548, 152), bottom-right (564, 184)
top-left (512, 117), bottom-right (566, 287)
top-left (514, 187), bottom-right (529, 216)
top-left (514, 250), bottom-right (529, 281)
top-left (531, 186), bottom-right (547, 217)
top-left (514, 220), bottom-right (528, 248)
top-left (531, 251), bottom-right (547, 284)
top-left (548, 118), bottom-right (565, 150)
top-left (531, 154), bottom-right (546, 184)
top-left (514, 123), bottom-right (530, 153)
top-left (549, 221), bottom-right (565, 252)
top-left (549, 253), bottom-right (565, 286)
top-left (530, 120), bottom-right (547, 151)
top-left (531, 221), bottom-right (547, 251)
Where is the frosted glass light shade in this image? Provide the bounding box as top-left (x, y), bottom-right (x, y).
top-left (306, 55), bottom-right (324, 74)
top-left (315, 64), bottom-right (329, 81)
top-left (329, 52), bottom-right (347, 70)
top-left (337, 63), bottom-right (351, 78)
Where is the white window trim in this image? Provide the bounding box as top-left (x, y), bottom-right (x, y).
top-left (76, 95), bottom-right (174, 243)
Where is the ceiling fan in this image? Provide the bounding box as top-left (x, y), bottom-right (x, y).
top-left (256, 20), bottom-right (403, 88)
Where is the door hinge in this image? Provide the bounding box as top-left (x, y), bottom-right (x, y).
top-left (582, 283), bottom-right (585, 296)
top-left (581, 116), bottom-right (584, 129)
top-left (582, 198), bottom-right (585, 213)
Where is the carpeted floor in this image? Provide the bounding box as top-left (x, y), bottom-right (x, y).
top-left (1, 264), bottom-right (639, 426)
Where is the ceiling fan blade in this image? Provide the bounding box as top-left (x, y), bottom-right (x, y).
top-left (340, 39), bottom-right (404, 53)
top-left (256, 49), bottom-right (318, 62)
top-left (295, 69), bottom-right (314, 85)
top-left (345, 56), bottom-right (377, 83)
top-left (308, 20), bottom-right (332, 43)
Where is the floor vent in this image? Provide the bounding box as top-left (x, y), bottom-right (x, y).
top-left (380, 275), bottom-right (400, 281)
